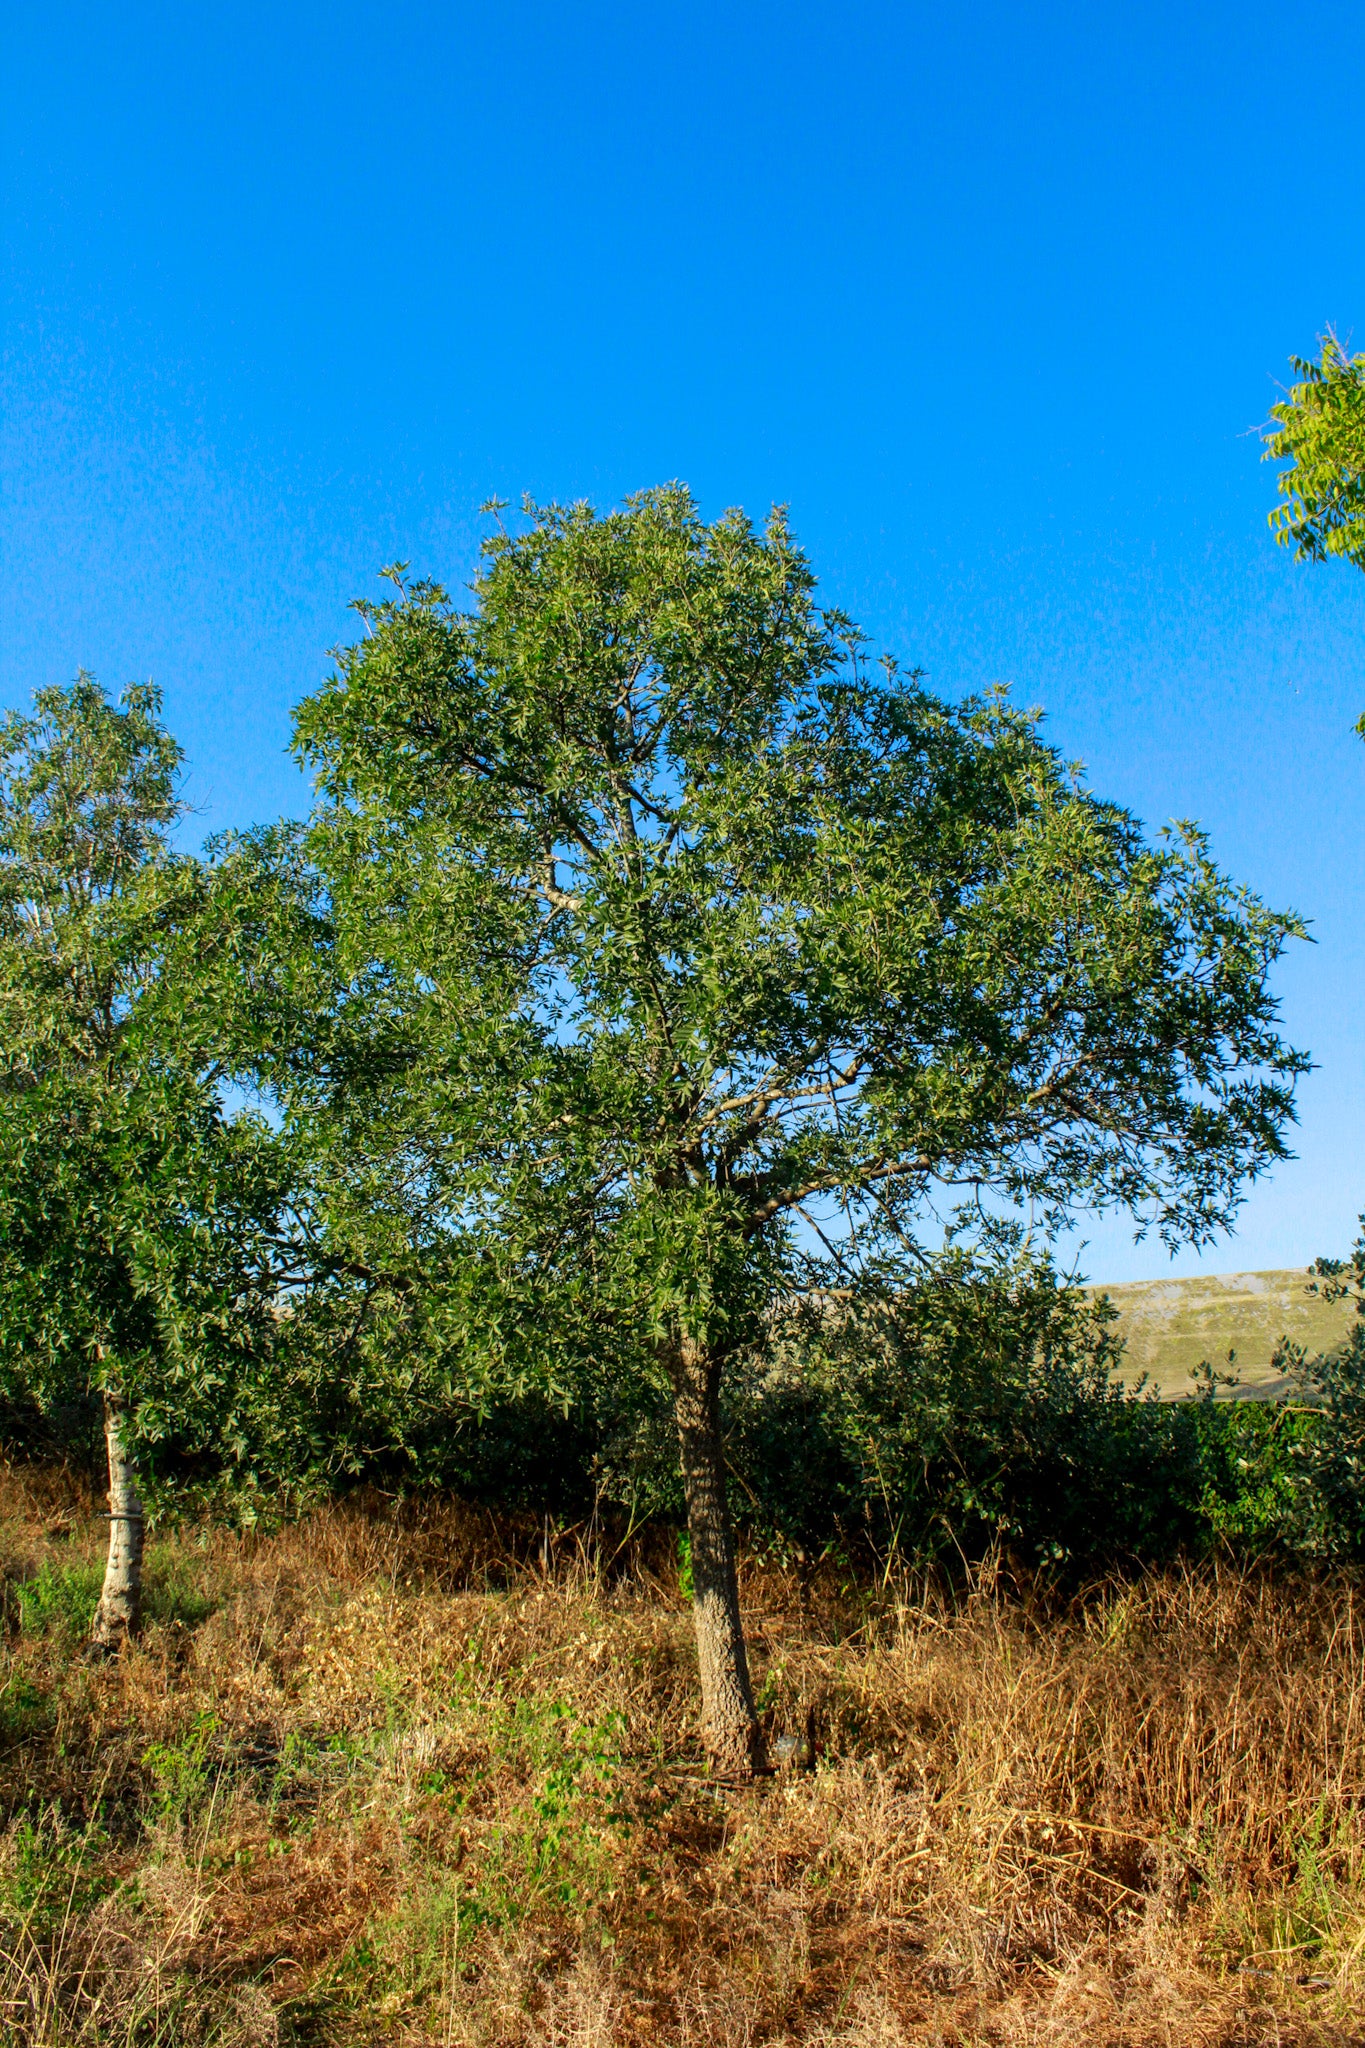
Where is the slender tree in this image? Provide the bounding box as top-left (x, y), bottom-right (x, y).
top-left (290, 489), bottom-right (1307, 1774)
top-left (0, 678), bottom-right (288, 1650)
top-left (1263, 329), bottom-right (1365, 1501)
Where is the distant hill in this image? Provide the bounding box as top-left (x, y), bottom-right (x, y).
top-left (1091, 1269), bottom-right (1356, 1400)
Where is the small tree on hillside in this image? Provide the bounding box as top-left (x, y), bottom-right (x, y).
top-left (0, 678), bottom-right (289, 1650)
top-left (290, 489), bottom-right (1307, 1775)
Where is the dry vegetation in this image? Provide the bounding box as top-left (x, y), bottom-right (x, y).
top-left (3, 1464), bottom-right (1365, 2047)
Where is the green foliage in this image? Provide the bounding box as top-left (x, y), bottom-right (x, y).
top-left (731, 1239), bottom-right (1140, 1563)
top-left (0, 675), bottom-right (319, 1507)
top-left (142, 1711), bottom-right (220, 1822)
top-left (493, 1698), bottom-right (626, 1917)
top-left (1182, 1396), bottom-right (1310, 1550)
top-left (0, 502), bottom-right (1327, 1585)
top-left (140, 1543), bottom-right (217, 1629)
top-left (272, 489), bottom-right (1306, 1468)
top-left (8, 1548), bottom-right (215, 1642)
top-left (1267, 1225), bottom-right (1365, 1556)
top-left (337, 1692), bottom-right (627, 2027)
top-left (0, 1810), bottom-right (114, 1943)
top-left (1265, 332), bottom-right (1365, 575)
top-left (1260, 333), bottom-right (1365, 1551)
top-left (11, 1558), bottom-right (104, 1640)
top-left (365, 1233), bottom-right (1362, 1570)
top-left (0, 1673), bottom-right (52, 1748)
top-left (660, 1248), bottom-right (1363, 1568)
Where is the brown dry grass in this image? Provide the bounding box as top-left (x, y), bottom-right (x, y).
top-left (2, 1463), bottom-right (1365, 2046)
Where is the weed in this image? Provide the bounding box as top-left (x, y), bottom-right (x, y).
top-left (142, 1544), bottom-right (217, 1631)
top-left (142, 1711), bottom-right (220, 1824)
top-left (675, 1530), bottom-right (693, 1600)
top-left (0, 1672), bottom-right (51, 1746)
top-left (0, 1808), bottom-right (114, 1940)
top-left (11, 1559), bottom-right (102, 1641)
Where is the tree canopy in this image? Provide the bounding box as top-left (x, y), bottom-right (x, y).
top-left (294, 492), bottom-right (1306, 1274)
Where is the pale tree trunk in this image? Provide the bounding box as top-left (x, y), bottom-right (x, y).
top-left (672, 1336), bottom-right (768, 1778)
top-left (90, 1391), bottom-right (144, 1653)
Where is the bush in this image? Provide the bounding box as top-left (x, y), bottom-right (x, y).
top-left (716, 1259), bottom-right (1348, 1570)
top-left (15, 1235), bottom-right (1354, 1575)
top-left (1263, 1226), bottom-right (1365, 1557)
top-left (430, 1240), bottom-right (1365, 1572)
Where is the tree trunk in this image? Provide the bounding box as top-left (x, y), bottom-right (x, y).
top-left (672, 1336), bottom-right (768, 1778)
top-left (91, 1391), bottom-right (143, 1653)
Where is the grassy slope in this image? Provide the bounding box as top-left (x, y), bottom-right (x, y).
top-left (3, 1466), bottom-right (1365, 2046)
top-left (1092, 1269), bottom-right (1356, 1399)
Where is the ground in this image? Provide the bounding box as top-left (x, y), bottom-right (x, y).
top-left (3, 1464), bottom-right (1365, 2046)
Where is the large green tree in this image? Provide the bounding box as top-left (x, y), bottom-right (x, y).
top-left (288, 489), bottom-right (1306, 1774)
top-left (0, 678), bottom-right (293, 1648)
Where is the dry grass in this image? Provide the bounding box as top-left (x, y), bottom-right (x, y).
top-left (2, 1463), bottom-right (1365, 2045)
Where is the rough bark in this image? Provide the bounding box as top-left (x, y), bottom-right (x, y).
top-left (672, 1336), bottom-right (768, 1777)
top-left (90, 1391), bottom-right (143, 1653)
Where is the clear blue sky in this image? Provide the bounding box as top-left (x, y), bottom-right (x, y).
top-left (4, 1), bottom-right (1365, 1282)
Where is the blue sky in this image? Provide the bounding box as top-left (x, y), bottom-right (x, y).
top-left (4, 0), bottom-right (1364, 1282)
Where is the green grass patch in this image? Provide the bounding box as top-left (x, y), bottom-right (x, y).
top-left (0, 1809), bottom-right (116, 1941)
top-left (11, 1558), bottom-right (103, 1640)
top-left (0, 1671), bottom-right (53, 1748)
top-left (142, 1710), bottom-right (222, 1823)
top-left (142, 1542), bottom-right (216, 1629)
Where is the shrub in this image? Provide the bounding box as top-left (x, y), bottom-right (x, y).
top-left (427, 1239), bottom-right (1365, 1571)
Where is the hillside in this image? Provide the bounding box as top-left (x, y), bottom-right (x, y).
top-left (1094, 1268), bottom-right (1356, 1398)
